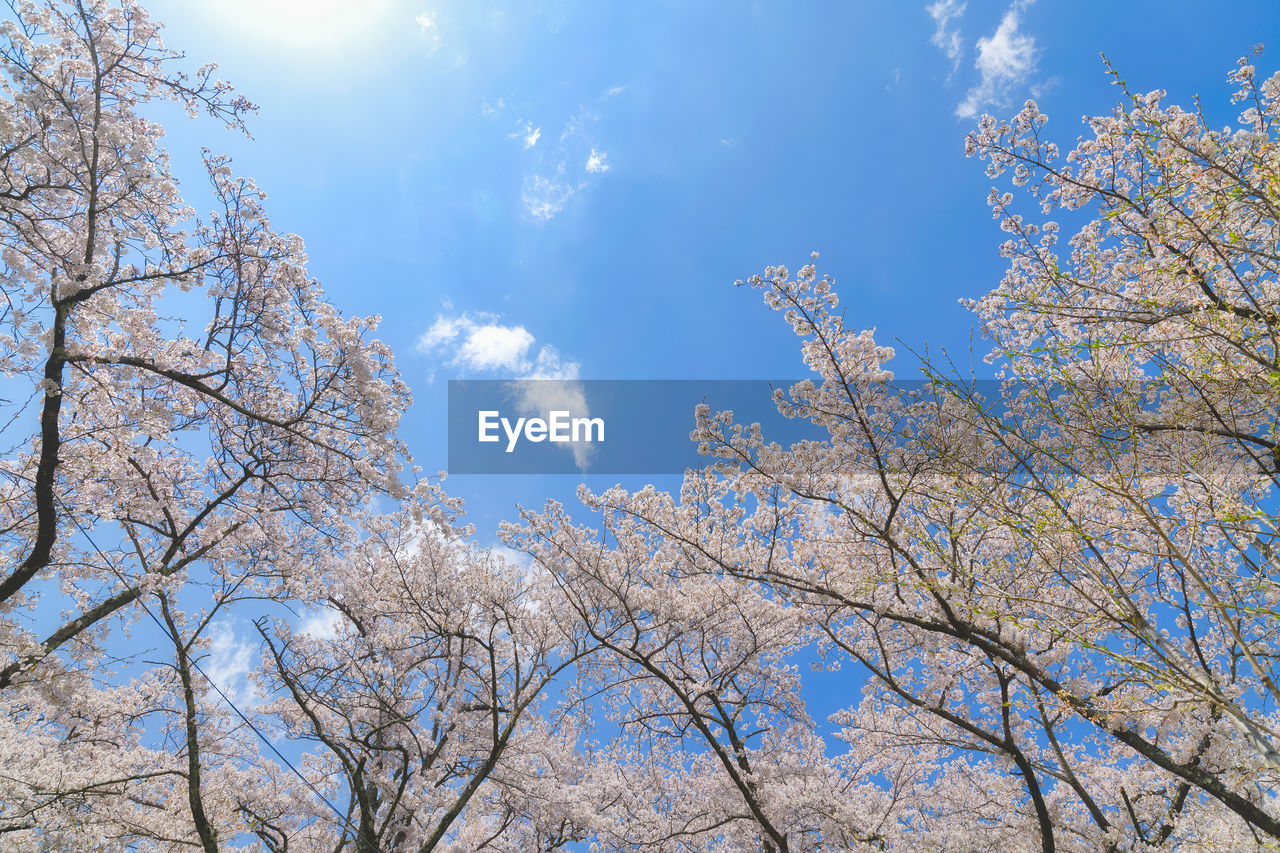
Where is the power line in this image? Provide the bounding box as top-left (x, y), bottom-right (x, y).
top-left (67, 514), bottom-right (361, 840)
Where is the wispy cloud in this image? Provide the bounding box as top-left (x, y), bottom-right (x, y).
top-left (484, 101), bottom-right (543, 151)
top-left (483, 96), bottom-right (615, 220)
top-left (418, 313), bottom-right (543, 373)
top-left (418, 312), bottom-right (593, 468)
top-left (526, 107), bottom-right (612, 220)
top-left (507, 374), bottom-right (596, 469)
top-left (956, 3), bottom-right (1037, 118)
top-left (512, 122), bottom-right (541, 148)
top-left (418, 312), bottom-right (580, 379)
top-left (522, 173), bottom-right (578, 220)
top-left (204, 623), bottom-right (255, 708)
top-left (416, 10), bottom-right (442, 51)
top-left (298, 608), bottom-right (343, 641)
top-left (927, 0), bottom-right (966, 73)
top-left (585, 148), bottom-right (609, 174)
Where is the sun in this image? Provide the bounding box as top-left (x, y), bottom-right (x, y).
top-left (212, 0), bottom-right (394, 48)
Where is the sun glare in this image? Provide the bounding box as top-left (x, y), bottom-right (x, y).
top-left (214, 0), bottom-right (392, 47)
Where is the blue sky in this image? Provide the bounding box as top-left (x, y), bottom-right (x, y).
top-left (146, 0), bottom-right (1279, 530)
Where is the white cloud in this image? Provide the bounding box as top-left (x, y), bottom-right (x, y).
top-left (525, 345), bottom-right (579, 380)
top-left (417, 313), bottom-right (536, 372)
top-left (492, 544), bottom-right (533, 569)
top-left (512, 122), bottom-right (541, 148)
top-left (457, 324), bottom-right (536, 371)
top-left (522, 174), bottom-right (577, 220)
top-left (298, 608), bottom-right (343, 641)
top-left (508, 373), bottom-right (597, 469)
top-left (927, 0), bottom-right (966, 73)
top-left (559, 108), bottom-right (591, 143)
top-left (205, 623), bottom-right (255, 707)
top-left (507, 346), bottom-right (593, 467)
top-left (603, 85), bottom-right (625, 98)
top-left (419, 314), bottom-right (591, 468)
top-left (956, 5), bottom-right (1037, 118)
top-left (487, 103), bottom-right (615, 220)
top-left (419, 314), bottom-right (463, 349)
top-left (417, 312), bottom-right (576, 376)
top-left (416, 10), bottom-right (441, 51)
top-left (585, 148), bottom-right (609, 173)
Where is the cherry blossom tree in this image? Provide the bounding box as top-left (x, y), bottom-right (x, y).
top-left (0, 0), bottom-right (412, 845)
top-left (0, 3), bottom-right (606, 849)
top-left (8, 1), bottom-right (1280, 850)
top-left (507, 57), bottom-right (1280, 851)
top-left (242, 500), bottom-right (598, 853)
top-left (505, 487), bottom-right (874, 852)
top-left (0, 0), bottom-right (409, 681)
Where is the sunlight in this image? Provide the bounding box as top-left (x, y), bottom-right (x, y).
top-left (214, 0), bottom-right (393, 47)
